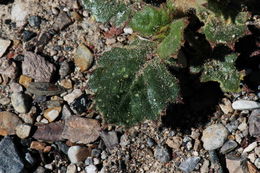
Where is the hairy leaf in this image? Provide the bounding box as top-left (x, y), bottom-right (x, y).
top-left (200, 53), bottom-right (241, 92)
top-left (89, 47), bottom-right (180, 126)
top-left (130, 6), bottom-right (170, 35)
top-left (157, 19), bottom-right (187, 58)
top-left (82, 0), bottom-right (129, 25)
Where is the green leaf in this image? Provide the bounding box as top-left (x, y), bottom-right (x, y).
top-left (82, 0), bottom-right (129, 25)
top-left (89, 47), bottom-right (180, 126)
top-left (157, 19), bottom-right (187, 59)
top-left (202, 12), bottom-right (248, 44)
top-left (200, 53), bottom-right (241, 92)
top-left (130, 6), bottom-right (170, 35)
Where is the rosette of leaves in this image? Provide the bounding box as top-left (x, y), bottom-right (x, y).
top-left (200, 53), bottom-right (241, 92)
top-left (88, 46), bottom-right (180, 126)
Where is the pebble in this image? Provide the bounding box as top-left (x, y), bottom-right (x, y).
top-left (0, 58), bottom-right (17, 79)
top-left (120, 134), bottom-right (130, 147)
top-left (19, 75), bottom-right (33, 88)
top-left (27, 82), bottom-right (65, 96)
top-left (179, 157), bottom-right (200, 173)
top-left (85, 165), bottom-right (98, 173)
top-left (100, 131), bottom-right (119, 150)
top-left (15, 124), bottom-right (31, 139)
top-left (91, 149), bottom-right (101, 158)
top-left (248, 153), bottom-right (256, 163)
top-left (22, 51), bottom-right (56, 82)
top-left (200, 159), bottom-right (209, 173)
top-left (0, 111), bottom-right (22, 136)
top-left (59, 61), bottom-right (70, 79)
top-left (28, 16), bottom-right (41, 28)
top-left (226, 157), bottom-right (245, 173)
top-left (11, 0), bottom-right (29, 27)
top-left (25, 152), bottom-right (36, 166)
top-left (62, 117), bottom-right (101, 144)
top-left (154, 145), bottom-right (171, 163)
top-left (248, 109), bottom-right (260, 137)
top-left (201, 124), bottom-right (229, 150)
top-left (220, 140), bottom-right (238, 154)
top-left (232, 100), bottom-right (260, 110)
top-left (93, 158), bottom-right (100, 165)
top-left (30, 141), bottom-right (46, 151)
top-left (63, 89), bottom-right (83, 104)
top-left (85, 157), bottom-right (93, 166)
top-left (33, 121), bottom-right (64, 141)
top-left (11, 92), bottom-right (30, 113)
top-left (0, 97), bottom-right (11, 105)
top-left (43, 106), bottom-right (61, 122)
top-left (243, 142), bottom-right (257, 153)
top-left (70, 94), bottom-right (90, 114)
top-left (101, 151), bottom-right (107, 160)
top-left (10, 82), bottom-right (23, 93)
top-left (147, 137), bottom-right (155, 147)
top-left (255, 147), bottom-right (260, 157)
top-left (61, 104), bottom-right (73, 120)
top-left (219, 98), bottom-right (233, 114)
top-left (23, 30), bottom-right (36, 42)
top-left (238, 121), bottom-right (248, 131)
top-left (68, 146), bottom-right (90, 163)
top-left (53, 12), bottom-right (72, 31)
top-left (66, 164), bottom-right (77, 173)
top-left (254, 158), bottom-right (260, 169)
top-left (166, 136), bottom-right (182, 149)
top-left (0, 136), bottom-right (25, 172)
top-left (74, 44), bottom-right (93, 72)
top-left (0, 38), bottom-right (11, 57)
top-left (123, 27), bottom-right (133, 34)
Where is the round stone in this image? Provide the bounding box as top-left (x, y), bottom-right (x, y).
top-left (201, 124), bottom-right (229, 150)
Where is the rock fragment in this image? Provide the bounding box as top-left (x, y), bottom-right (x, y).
top-left (43, 107), bottom-right (61, 122)
top-left (226, 157), bottom-right (246, 173)
top-left (15, 124), bottom-right (31, 139)
top-left (0, 38), bottom-right (11, 57)
top-left (201, 124), bottom-right (228, 150)
top-left (68, 146), bottom-right (90, 163)
top-left (0, 111), bottom-right (22, 136)
top-left (232, 100), bottom-right (260, 110)
top-left (0, 136), bottom-right (25, 173)
top-left (85, 165), bottom-right (98, 173)
top-left (27, 82), bottom-right (65, 96)
top-left (63, 89), bottom-right (82, 104)
top-left (59, 61), bottom-right (71, 79)
top-left (248, 109), bottom-right (260, 137)
top-left (22, 51), bottom-right (56, 82)
top-left (220, 140), bottom-right (238, 154)
top-left (0, 58), bottom-right (17, 79)
top-left (100, 131), bottom-right (119, 150)
top-left (179, 157), bottom-right (200, 173)
top-left (11, 92), bottom-right (31, 113)
top-left (74, 44), bottom-right (93, 72)
top-left (53, 12), bottom-right (72, 31)
top-left (33, 121), bottom-right (64, 141)
top-left (154, 145), bottom-right (171, 163)
top-left (62, 117), bottom-right (101, 144)
top-left (11, 0), bottom-right (29, 27)
top-left (19, 75), bottom-right (33, 88)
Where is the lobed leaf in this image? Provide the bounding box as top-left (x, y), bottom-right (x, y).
top-left (89, 47), bottom-right (180, 126)
top-left (200, 53), bottom-right (241, 92)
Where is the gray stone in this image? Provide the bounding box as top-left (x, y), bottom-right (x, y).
top-left (147, 137), bottom-right (155, 147)
top-left (85, 157), bottom-right (93, 166)
top-left (226, 120), bottom-right (239, 132)
top-left (22, 51), bottom-right (56, 82)
top-left (201, 124), bottom-right (229, 150)
top-left (255, 158), bottom-right (260, 169)
top-left (100, 131), bottom-right (118, 150)
top-left (220, 140), bottom-right (238, 154)
top-left (11, 0), bottom-right (29, 27)
top-left (0, 136), bottom-right (24, 173)
top-left (53, 12), bottom-right (72, 31)
top-left (61, 104), bottom-right (73, 120)
top-left (85, 165), bottom-right (98, 173)
top-left (11, 92), bottom-right (30, 113)
top-left (68, 146), bottom-right (90, 163)
top-left (0, 38), bottom-right (11, 57)
top-left (248, 109), bottom-right (260, 137)
top-left (120, 134), bottom-right (130, 147)
top-left (179, 157), bottom-right (200, 173)
top-left (232, 100), bottom-right (260, 110)
top-left (28, 16), bottom-right (41, 28)
top-left (25, 152), bottom-right (36, 166)
top-left (59, 61), bottom-right (70, 79)
top-left (154, 145), bottom-right (171, 163)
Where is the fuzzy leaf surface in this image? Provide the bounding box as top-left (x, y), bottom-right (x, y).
top-left (157, 19), bottom-right (186, 58)
top-left (89, 47), bottom-right (180, 126)
top-left (130, 6), bottom-right (170, 35)
top-left (82, 0), bottom-right (129, 25)
top-left (200, 53), bottom-right (240, 92)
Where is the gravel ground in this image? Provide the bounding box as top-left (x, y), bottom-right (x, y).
top-left (0, 0), bottom-right (259, 173)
